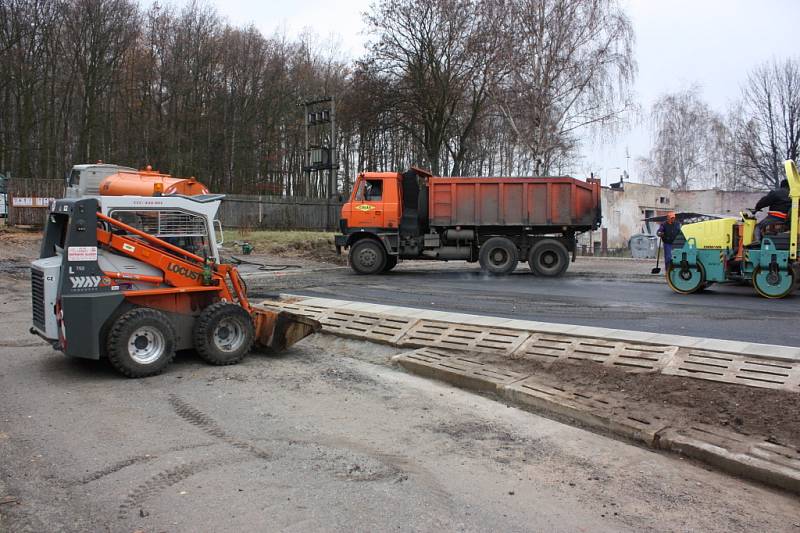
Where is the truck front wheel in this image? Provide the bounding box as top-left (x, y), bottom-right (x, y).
top-left (382, 255), bottom-right (398, 272)
top-left (349, 239), bottom-right (387, 275)
top-left (528, 239), bottom-right (569, 277)
top-left (479, 237), bottom-right (518, 275)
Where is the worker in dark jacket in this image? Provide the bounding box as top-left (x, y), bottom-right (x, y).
top-left (753, 179), bottom-right (791, 241)
top-left (657, 212), bottom-right (681, 266)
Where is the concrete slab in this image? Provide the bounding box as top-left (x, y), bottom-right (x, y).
top-left (278, 295), bottom-right (800, 363)
top-left (659, 428), bottom-right (800, 495)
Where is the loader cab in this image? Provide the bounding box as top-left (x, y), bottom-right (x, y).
top-left (98, 195), bottom-right (225, 263)
top-left (342, 172), bottom-right (402, 230)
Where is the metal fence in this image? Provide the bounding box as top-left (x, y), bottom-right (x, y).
top-left (4, 180), bottom-right (342, 231)
top-left (7, 178), bottom-right (63, 226)
top-left (218, 195), bottom-right (343, 231)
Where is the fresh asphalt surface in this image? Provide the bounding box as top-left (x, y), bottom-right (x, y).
top-left (276, 266), bottom-right (800, 347)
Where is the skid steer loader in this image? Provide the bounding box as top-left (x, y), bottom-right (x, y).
top-left (30, 170), bottom-right (319, 377)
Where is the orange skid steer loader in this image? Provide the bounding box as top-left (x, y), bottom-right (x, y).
top-left (30, 181), bottom-right (318, 378)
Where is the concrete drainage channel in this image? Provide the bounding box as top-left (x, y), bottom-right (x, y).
top-left (272, 296), bottom-right (800, 495)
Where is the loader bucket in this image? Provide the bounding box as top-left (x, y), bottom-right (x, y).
top-left (251, 305), bottom-right (321, 352)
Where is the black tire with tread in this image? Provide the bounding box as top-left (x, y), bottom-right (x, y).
top-left (193, 301), bottom-right (255, 365)
top-left (106, 308), bottom-right (176, 378)
top-left (479, 237), bottom-right (518, 275)
top-left (382, 255), bottom-right (398, 272)
top-left (349, 239), bottom-right (387, 275)
top-left (528, 239), bottom-right (570, 277)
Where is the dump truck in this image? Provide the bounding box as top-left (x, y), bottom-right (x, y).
top-left (666, 159), bottom-right (800, 298)
top-left (335, 168), bottom-right (602, 275)
top-left (31, 167), bottom-right (318, 377)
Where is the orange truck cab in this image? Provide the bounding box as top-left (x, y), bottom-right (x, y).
top-left (335, 168), bottom-right (602, 276)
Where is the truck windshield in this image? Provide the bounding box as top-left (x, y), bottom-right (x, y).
top-left (68, 169), bottom-right (80, 187)
top-left (360, 179), bottom-right (382, 201)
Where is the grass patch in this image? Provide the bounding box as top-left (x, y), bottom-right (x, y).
top-left (221, 229), bottom-right (343, 264)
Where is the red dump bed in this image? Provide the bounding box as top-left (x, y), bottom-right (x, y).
top-left (428, 176), bottom-right (601, 229)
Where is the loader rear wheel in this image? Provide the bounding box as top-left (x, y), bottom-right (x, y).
top-left (528, 239), bottom-right (569, 277)
top-left (193, 302), bottom-right (255, 365)
top-left (479, 237), bottom-right (518, 275)
top-left (106, 308), bottom-right (176, 378)
top-left (349, 239), bottom-right (387, 275)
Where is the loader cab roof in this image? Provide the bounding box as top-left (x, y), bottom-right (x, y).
top-left (167, 193), bottom-right (225, 203)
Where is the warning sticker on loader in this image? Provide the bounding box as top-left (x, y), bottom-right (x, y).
top-left (67, 246), bottom-right (98, 262)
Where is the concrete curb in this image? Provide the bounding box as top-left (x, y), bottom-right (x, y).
top-left (280, 295), bottom-right (800, 363)
top-left (391, 348), bottom-right (800, 495)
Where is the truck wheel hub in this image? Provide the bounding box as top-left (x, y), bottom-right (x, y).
top-left (491, 250), bottom-right (507, 264)
top-left (540, 252), bottom-right (556, 266)
top-left (359, 249), bottom-right (377, 267)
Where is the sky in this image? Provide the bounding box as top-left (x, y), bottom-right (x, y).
top-left (158, 0), bottom-right (797, 185)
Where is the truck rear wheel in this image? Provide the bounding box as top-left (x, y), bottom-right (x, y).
top-left (479, 237), bottom-right (518, 275)
top-left (106, 308), bottom-right (176, 378)
top-left (528, 239), bottom-right (569, 277)
top-left (193, 302), bottom-right (255, 365)
top-left (349, 239), bottom-right (387, 275)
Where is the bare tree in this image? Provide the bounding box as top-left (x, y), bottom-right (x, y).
top-left (64, 0), bottom-right (139, 162)
top-left (361, 0), bottom-right (509, 175)
top-left (638, 87), bottom-right (725, 190)
top-left (495, 0), bottom-right (636, 175)
top-left (730, 58), bottom-right (800, 190)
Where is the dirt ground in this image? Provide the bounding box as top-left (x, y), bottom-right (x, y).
top-left (2, 280), bottom-right (800, 531)
top-left (488, 354), bottom-right (800, 449)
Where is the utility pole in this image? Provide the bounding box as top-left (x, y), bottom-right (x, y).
top-left (302, 96), bottom-right (339, 229)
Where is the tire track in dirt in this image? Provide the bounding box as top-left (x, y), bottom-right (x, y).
top-left (79, 443), bottom-right (217, 484)
top-left (168, 395), bottom-right (271, 460)
top-left (118, 397), bottom-right (274, 520)
top-left (117, 456), bottom-right (248, 520)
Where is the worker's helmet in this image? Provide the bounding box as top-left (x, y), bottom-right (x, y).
top-left (666, 212), bottom-right (676, 222)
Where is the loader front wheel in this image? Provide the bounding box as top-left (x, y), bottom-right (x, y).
top-left (107, 308), bottom-right (177, 378)
top-left (193, 302), bottom-right (255, 365)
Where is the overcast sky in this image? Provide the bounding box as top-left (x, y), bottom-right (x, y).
top-left (162, 0), bottom-right (797, 184)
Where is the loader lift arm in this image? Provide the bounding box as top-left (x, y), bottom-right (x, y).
top-left (95, 211), bottom-right (250, 310)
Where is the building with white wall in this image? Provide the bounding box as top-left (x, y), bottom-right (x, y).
top-left (579, 179), bottom-right (765, 253)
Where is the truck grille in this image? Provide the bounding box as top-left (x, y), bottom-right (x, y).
top-left (31, 268), bottom-right (45, 330)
